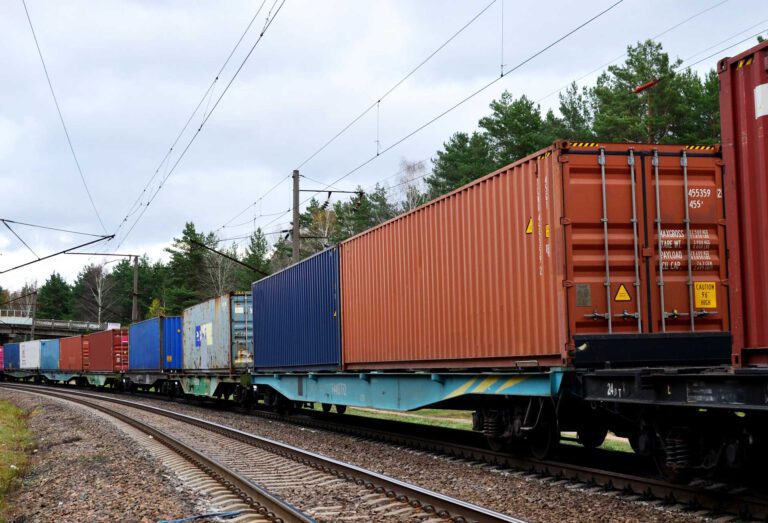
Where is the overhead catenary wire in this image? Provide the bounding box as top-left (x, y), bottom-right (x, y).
top-left (0, 218), bottom-right (108, 238)
top-left (112, 0), bottom-right (271, 247)
top-left (679, 26), bottom-right (768, 71)
top-left (535, 0), bottom-right (731, 104)
top-left (261, 0), bottom-right (625, 228)
top-left (20, 0), bottom-right (107, 234)
top-left (115, 0), bottom-right (287, 251)
top-left (219, 1), bottom-right (500, 235)
top-left (293, 0), bottom-right (499, 172)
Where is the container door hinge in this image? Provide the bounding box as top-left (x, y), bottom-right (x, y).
top-left (563, 280), bottom-right (574, 288)
top-left (642, 247), bottom-right (653, 258)
top-left (560, 217), bottom-right (572, 226)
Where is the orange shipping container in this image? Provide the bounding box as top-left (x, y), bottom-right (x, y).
top-left (340, 142), bottom-right (730, 370)
top-left (59, 336), bottom-right (84, 371)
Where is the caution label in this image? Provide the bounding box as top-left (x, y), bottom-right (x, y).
top-left (694, 282), bottom-right (717, 308)
top-left (525, 217), bottom-right (533, 234)
top-left (614, 284), bottom-right (631, 302)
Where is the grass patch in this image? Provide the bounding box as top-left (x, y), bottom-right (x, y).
top-left (560, 432), bottom-right (633, 453)
top-left (312, 403), bottom-right (474, 430)
top-left (0, 401), bottom-right (32, 510)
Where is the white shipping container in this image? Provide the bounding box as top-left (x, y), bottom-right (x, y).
top-left (20, 340), bottom-right (41, 370)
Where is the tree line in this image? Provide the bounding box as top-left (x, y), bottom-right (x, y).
top-left (1, 41), bottom-right (723, 324)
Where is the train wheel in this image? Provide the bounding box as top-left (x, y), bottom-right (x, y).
top-left (321, 403), bottom-right (332, 413)
top-left (577, 427), bottom-right (608, 449)
top-left (335, 404), bottom-right (347, 414)
top-left (529, 407), bottom-right (559, 460)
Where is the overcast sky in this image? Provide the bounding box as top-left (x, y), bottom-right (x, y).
top-left (1, 0), bottom-right (765, 292)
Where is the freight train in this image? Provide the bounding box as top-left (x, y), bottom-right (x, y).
top-left (1, 40), bottom-right (767, 480)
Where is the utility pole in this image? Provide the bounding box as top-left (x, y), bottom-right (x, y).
top-left (292, 169), bottom-right (300, 262)
top-left (132, 255), bottom-right (139, 323)
top-left (30, 291), bottom-right (37, 341)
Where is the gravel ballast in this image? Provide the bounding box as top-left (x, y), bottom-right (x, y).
top-left (89, 392), bottom-right (706, 523)
top-left (0, 389), bottom-right (211, 523)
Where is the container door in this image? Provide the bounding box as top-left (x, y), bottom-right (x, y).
top-left (564, 147), bottom-right (647, 337)
top-left (643, 149), bottom-right (729, 334)
top-left (231, 294), bottom-right (253, 369)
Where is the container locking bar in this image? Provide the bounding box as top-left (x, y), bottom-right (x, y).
top-left (598, 148), bottom-right (613, 333)
top-left (628, 149), bottom-right (642, 332)
top-left (681, 150), bottom-right (696, 331)
top-left (653, 150), bottom-right (667, 332)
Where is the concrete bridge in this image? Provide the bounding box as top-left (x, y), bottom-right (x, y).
top-left (0, 309), bottom-right (113, 343)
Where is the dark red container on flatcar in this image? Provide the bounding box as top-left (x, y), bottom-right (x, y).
top-left (340, 141), bottom-right (729, 369)
top-left (86, 329), bottom-right (128, 372)
top-left (59, 336), bottom-right (84, 371)
top-left (718, 40), bottom-right (768, 366)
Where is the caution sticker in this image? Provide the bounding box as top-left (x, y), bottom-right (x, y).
top-left (525, 217), bottom-right (533, 234)
top-left (614, 284), bottom-right (631, 302)
top-left (694, 282), bottom-right (717, 308)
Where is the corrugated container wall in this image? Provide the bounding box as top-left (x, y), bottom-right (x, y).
top-left (87, 329), bottom-right (128, 372)
top-left (59, 336), bottom-right (83, 371)
top-left (252, 247), bottom-right (341, 370)
top-left (129, 316), bottom-right (182, 371)
top-left (718, 40), bottom-right (768, 364)
top-left (20, 340), bottom-right (41, 370)
top-left (40, 339), bottom-right (60, 370)
top-left (4, 343), bottom-right (19, 370)
top-left (0, 345), bottom-right (4, 370)
top-left (340, 142), bottom-right (729, 370)
top-left (183, 293), bottom-right (252, 372)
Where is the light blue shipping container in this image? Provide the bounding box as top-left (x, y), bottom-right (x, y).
top-left (40, 339), bottom-right (60, 370)
top-left (129, 316), bottom-right (183, 371)
top-left (4, 343), bottom-right (20, 370)
top-left (252, 247), bottom-right (341, 370)
top-left (182, 292), bottom-right (252, 372)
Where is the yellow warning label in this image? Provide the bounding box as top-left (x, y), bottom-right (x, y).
top-left (694, 282), bottom-right (717, 309)
top-left (545, 224), bottom-right (550, 238)
top-left (525, 217), bottom-right (533, 234)
top-left (614, 284), bottom-right (631, 302)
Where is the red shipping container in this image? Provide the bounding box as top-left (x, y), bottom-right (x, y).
top-left (87, 329), bottom-right (128, 372)
top-left (59, 336), bottom-right (84, 371)
top-left (718, 40), bottom-right (768, 365)
top-left (340, 142), bottom-right (729, 369)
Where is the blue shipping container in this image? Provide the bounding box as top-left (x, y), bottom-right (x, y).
top-left (4, 343), bottom-right (20, 370)
top-left (252, 247), bottom-right (341, 370)
top-left (129, 316), bottom-right (182, 371)
top-left (40, 339), bottom-right (60, 370)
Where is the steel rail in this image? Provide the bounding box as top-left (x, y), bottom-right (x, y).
top-left (0, 383), bottom-right (312, 523)
top-left (1, 383), bottom-right (523, 523)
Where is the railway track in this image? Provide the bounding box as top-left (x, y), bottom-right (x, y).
top-left (0, 383), bottom-right (524, 523)
top-left (79, 385), bottom-right (768, 521)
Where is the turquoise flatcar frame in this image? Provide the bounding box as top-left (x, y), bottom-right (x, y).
top-left (251, 370), bottom-right (566, 411)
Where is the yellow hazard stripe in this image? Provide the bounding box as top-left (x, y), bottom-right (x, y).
top-left (472, 377), bottom-right (499, 394)
top-left (537, 151), bottom-right (552, 160)
top-left (736, 57), bottom-right (754, 69)
top-left (685, 145), bottom-right (716, 151)
top-left (496, 377), bottom-right (525, 394)
top-left (444, 378), bottom-right (478, 399)
top-left (570, 142), bottom-right (599, 148)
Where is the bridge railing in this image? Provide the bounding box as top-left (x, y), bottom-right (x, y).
top-left (0, 310), bottom-right (107, 332)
